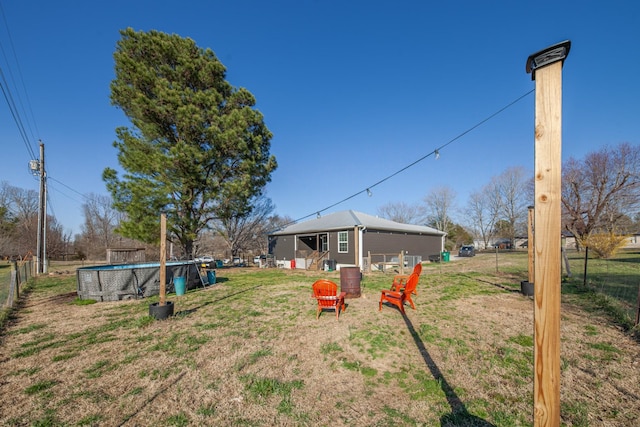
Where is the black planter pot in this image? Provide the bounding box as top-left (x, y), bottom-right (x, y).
top-left (149, 301), bottom-right (174, 320)
top-left (521, 281), bottom-right (534, 297)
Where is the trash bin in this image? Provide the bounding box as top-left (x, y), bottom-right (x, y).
top-left (441, 251), bottom-right (450, 262)
top-left (323, 259), bottom-right (337, 271)
top-left (206, 270), bottom-right (216, 285)
top-left (174, 276), bottom-right (186, 295)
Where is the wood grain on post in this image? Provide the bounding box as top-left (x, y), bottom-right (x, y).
top-left (159, 213), bottom-right (167, 306)
top-left (533, 60), bottom-right (563, 427)
top-left (528, 207), bottom-right (535, 284)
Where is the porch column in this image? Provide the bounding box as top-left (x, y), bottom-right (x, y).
top-left (353, 226), bottom-right (359, 267)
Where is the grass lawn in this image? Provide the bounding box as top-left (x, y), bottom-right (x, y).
top-left (0, 252), bottom-right (639, 426)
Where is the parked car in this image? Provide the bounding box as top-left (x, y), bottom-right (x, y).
top-left (458, 245), bottom-right (475, 257)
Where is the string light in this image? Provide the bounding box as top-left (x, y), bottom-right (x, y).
top-left (277, 89), bottom-right (535, 229)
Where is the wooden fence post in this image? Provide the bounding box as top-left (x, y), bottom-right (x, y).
top-left (159, 213), bottom-right (167, 306)
top-left (526, 40), bottom-right (570, 427)
top-left (13, 260), bottom-right (20, 300)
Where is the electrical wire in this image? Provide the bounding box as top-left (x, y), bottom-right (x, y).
top-left (283, 89), bottom-right (535, 228)
top-left (47, 176), bottom-right (92, 202)
top-left (0, 1), bottom-right (39, 161)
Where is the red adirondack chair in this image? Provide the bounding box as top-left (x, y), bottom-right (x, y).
top-left (380, 272), bottom-right (419, 314)
top-left (312, 279), bottom-right (347, 320)
top-left (390, 263), bottom-right (422, 295)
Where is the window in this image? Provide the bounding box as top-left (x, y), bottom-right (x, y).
top-left (338, 231), bottom-right (348, 253)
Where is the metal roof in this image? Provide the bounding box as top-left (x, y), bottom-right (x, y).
top-left (270, 210), bottom-right (446, 236)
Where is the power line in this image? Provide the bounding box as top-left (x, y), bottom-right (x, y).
top-left (285, 89), bottom-right (535, 227)
top-left (0, 72), bottom-right (36, 159)
top-left (0, 1), bottom-right (39, 161)
top-left (47, 176), bottom-right (92, 201)
top-left (0, 1), bottom-right (40, 141)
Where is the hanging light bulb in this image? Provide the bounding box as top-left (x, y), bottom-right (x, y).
top-left (316, 212), bottom-right (321, 219)
top-left (435, 149), bottom-right (440, 160)
top-left (366, 188), bottom-right (372, 197)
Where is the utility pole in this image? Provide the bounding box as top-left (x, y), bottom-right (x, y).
top-left (35, 141), bottom-right (47, 274)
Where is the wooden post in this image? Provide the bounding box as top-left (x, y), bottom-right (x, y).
top-left (159, 213), bottom-right (167, 306)
top-left (354, 226), bottom-right (360, 267)
top-left (12, 261), bottom-right (20, 300)
top-left (583, 246), bottom-right (589, 288)
top-left (526, 40), bottom-right (570, 427)
top-left (635, 283), bottom-right (640, 326)
top-left (528, 206), bottom-right (535, 284)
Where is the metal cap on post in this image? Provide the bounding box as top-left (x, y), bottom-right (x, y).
top-left (526, 40), bottom-right (571, 80)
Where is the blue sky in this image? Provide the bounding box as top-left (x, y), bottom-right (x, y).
top-left (1, 0), bottom-right (638, 235)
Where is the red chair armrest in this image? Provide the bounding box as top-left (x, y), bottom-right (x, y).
top-left (381, 290), bottom-right (402, 297)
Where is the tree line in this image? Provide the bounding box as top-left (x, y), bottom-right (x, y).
top-left (377, 142), bottom-right (639, 254)
top-left (2, 143), bottom-right (637, 262)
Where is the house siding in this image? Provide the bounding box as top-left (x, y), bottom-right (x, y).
top-left (364, 229), bottom-right (442, 259)
top-left (268, 235), bottom-right (295, 261)
top-left (269, 228), bottom-right (442, 266)
top-left (329, 229), bottom-right (357, 265)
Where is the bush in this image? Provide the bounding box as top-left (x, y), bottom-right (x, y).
top-left (579, 233), bottom-right (629, 259)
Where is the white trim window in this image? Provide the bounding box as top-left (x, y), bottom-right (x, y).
top-left (338, 231), bottom-right (348, 253)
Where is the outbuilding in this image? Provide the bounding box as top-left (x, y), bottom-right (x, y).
top-left (268, 210), bottom-right (446, 271)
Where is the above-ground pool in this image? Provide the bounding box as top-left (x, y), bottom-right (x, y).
top-left (76, 261), bottom-right (206, 302)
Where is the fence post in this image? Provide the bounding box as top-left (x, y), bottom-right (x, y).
top-left (635, 283), bottom-right (640, 327)
top-left (13, 261), bottom-right (20, 300)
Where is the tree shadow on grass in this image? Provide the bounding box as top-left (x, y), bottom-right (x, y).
top-left (401, 311), bottom-right (497, 427)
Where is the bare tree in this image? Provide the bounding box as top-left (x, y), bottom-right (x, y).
top-left (423, 186), bottom-right (456, 234)
top-left (46, 217), bottom-right (73, 260)
top-left (78, 194), bottom-right (124, 259)
top-left (562, 142), bottom-right (640, 243)
top-left (377, 201), bottom-right (425, 224)
top-left (490, 166), bottom-right (530, 246)
top-left (5, 185), bottom-right (39, 257)
top-left (464, 185), bottom-right (500, 249)
top-left (212, 194), bottom-right (276, 258)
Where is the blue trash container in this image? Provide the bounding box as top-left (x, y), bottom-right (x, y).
top-left (174, 276), bottom-right (186, 295)
top-left (206, 270), bottom-right (216, 285)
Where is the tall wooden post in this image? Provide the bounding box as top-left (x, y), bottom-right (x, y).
top-left (528, 206), bottom-right (535, 284)
top-left (159, 213), bottom-right (167, 306)
top-left (526, 40), bottom-right (570, 427)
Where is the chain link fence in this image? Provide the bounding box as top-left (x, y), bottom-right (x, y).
top-left (565, 249), bottom-right (640, 326)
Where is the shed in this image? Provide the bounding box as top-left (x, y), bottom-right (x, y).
top-left (268, 210), bottom-right (446, 270)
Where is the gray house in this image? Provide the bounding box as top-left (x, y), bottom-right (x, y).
top-left (268, 210), bottom-right (446, 270)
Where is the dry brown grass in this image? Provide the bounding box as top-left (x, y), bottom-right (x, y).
top-left (0, 253), bottom-right (639, 426)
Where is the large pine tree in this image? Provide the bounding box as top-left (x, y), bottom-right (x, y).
top-left (104, 28), bottom-right (277, 257)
